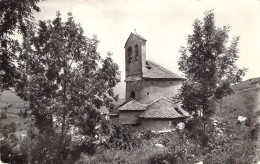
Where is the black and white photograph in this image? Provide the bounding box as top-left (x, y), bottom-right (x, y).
top-left (1, 0), bottom-right (260, 163)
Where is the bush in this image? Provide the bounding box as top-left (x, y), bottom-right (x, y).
top-left (107, 124), bottom-right (141, 150)
top-left (9, 122), bottom-right (17, 133)
top-left (100, 117), bottom-right (110, 135)
top-left (149, 152), bottom-right (180, 164)
top-left (9, 134), bottom-right (19, 145)
top-left (2, 129), bottom-right (9, 138)
top-left (0, 140), bottom-right (13, 163)
top-left (140, 130), bottom-right (156, 140)
top-left (250, 123), bottom-right (259, 140)
top-left (184, 118), bottom-right (210, 147)
top-left (3, 122), bottom-right (17, 133)
top-left (1, 111), bottom-right (7, 119)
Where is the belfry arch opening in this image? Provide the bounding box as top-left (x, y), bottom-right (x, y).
top-left (128, 47), bottom-right (132, 63)
top-left (130, 91), bottom-right (135, 99)
top-left (135, 44), bottom-right (139, 60)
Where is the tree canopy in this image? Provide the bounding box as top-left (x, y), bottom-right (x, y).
top-left (178, 10), bottom-right (246, 117)
top-left (0, 0), bottom-right (43, 91)
top-left (15, 12), bottom-right (120, 155)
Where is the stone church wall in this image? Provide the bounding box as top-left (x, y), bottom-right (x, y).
top-left (126, 79), bottom-right (182, 104)
top-left (136, 118), bottom-right (185, 131)
top-left (119, 111), bottom-right (143, 125)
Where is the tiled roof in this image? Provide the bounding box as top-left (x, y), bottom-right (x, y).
top-left (143, 61), bottom-right (184, 79)
top-left (138, 97), bottom-right (189, 119)
top-left (118, 100), bottom-right (147, 111)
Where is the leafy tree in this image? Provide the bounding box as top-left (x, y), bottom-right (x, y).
top-left (16, 12), bottom-right (120, 160)
top-left (0, 0), bottom-right (43, 91)
top-left (178, 10), bottom-right (246, 119)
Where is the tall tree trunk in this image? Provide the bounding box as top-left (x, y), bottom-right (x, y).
top-left (61, 112), bottom-right (66, 144)
top-left (59, 113), bottom-right (66, 161)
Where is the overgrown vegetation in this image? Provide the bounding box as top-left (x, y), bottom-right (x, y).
top-left (73, 116), bottom-right (259, 164)
top-left (1, 2), bottom-right (259, 163)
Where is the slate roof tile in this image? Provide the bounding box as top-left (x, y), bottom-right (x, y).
top-left (138, 97), bottom-right (189, 118)
top-left (118, 100), bottom-right (147, 111)
top-left (143, 61), bottom-right (184, 79)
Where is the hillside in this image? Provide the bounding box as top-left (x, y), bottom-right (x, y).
top-left (0, 90), bottom-right (29, 137)
top-left (216, 77), bottom-right (260, 118)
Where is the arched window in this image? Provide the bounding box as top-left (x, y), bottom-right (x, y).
top-left (128, 47), bottom-right (132, 63)
top-left (135, 44), bottom-right (139, 60)
top-left (130, 91), bottom-right (135, 99)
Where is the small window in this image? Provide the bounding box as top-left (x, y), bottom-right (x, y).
top-left (130, 91), bottom-right (135, 99)
top-left (147, 92), bottom-right (149, 95)
top-left (135, 44), bottom-right (139, 61)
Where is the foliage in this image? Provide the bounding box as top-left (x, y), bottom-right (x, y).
top-left (1, 110), bottom-right (7, 119)
top-left (17, 126), bottom-right (95, 164)
top-left (100, 116), bottom-right (110, 136)
top-left (108, 124), bottom-right (141, 150)
top-left (75, 140), bottom-right (169, 164)
top-left (0, 139), bottom-right (13, 163)
top-left (74, 121), bottom-right (259, 164)
top-left (250, 123), bottom-right (259, 140)
top-left (140, 130), bottom-right (156, 140)
top-left (178, 10), bottom-right (246, 118)
top-left (0, 0), bottom-right (43, 91)
top-left (184, 118), bottom-right (210, 147)
top-left (2, 129), bottom-right (9, 138)
top-left (3, 122), bottom-right (17, 133)
top-left (15, 12), bottom-right (120, 161)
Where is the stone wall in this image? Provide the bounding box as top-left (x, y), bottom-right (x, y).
top-left (126, 79), bottom-right (182, 104)
top-left (136, 118), bottom-right (185, 131)
top-left (119, 111), bottom-right (143, 125)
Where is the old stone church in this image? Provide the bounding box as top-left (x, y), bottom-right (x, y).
top-left (110, 33), bottom-right (189, 132)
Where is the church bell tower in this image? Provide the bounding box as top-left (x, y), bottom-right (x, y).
top-left (124, 32), bottom-right (147, 102)
top-left (124, 33), bottom-right (147, 82)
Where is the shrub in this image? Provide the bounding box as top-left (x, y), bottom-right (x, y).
top-left (108, 124), bottom-right (141, 150)
top-left (3, 122), bottom-right (17, 133)
top-left (149, 152), bottom-right (178, 164)
top-left (184, 118), bottom-right (210, 147)
top-left (0, 140), bottom-right (13, 163)
top-left (9, 122), bottom-right (17, 133)
top-left (2, 129), bottom-right (9, 138)
top-left (250, 123), bottom-right (259, 140)
top-left (1, 111), bottom-right (7, 119)
top-left (9, 134), bottom-right (19, 145)
top-left (100, 117), bottom-right (109, 135)
top-left (140, 130), bottom-right (156, 140)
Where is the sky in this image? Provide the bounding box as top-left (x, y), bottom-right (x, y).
top-left (33, 0), bottom-right (260, 98)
